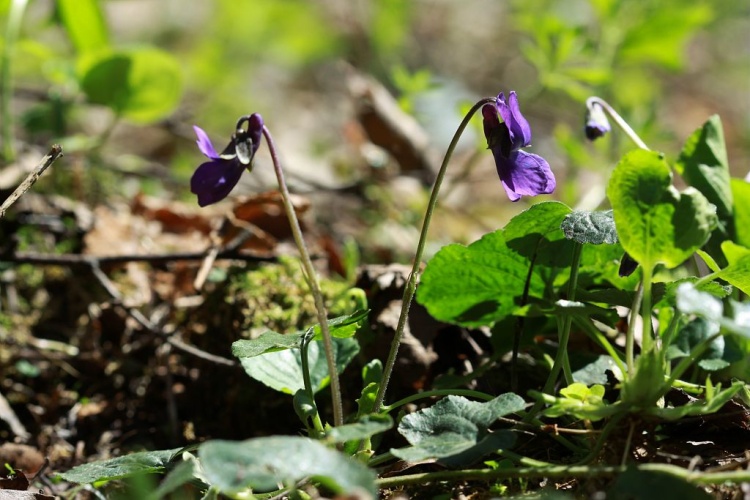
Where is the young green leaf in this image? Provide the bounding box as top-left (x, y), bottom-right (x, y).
top-left (77, 48), bottom-right (183, 123)
top-left (391, 394), bottom-right (524, 465)
top-left (676, 282), bottom-right (750, 337)
top-left (608, 149), bottom-right (717, 271)
top-left (58, 0), bottom-right (109, 54)
top-left (572, 355), bottom-right (622, 385)
top-left (731, 178), bottom-right (750, 248)
top-left (57, 448), bottom-right (181, 484)
top-left (647, 381), bottom-right (744, 420)
top-left (715, 241), bottom-right (750, 295)
top-left (239, 337), bottom-right (359, 394)
top-left (231, 310), bottom-right (369, 358)
top-left (676, 115), bottom-right (732, 221)
top-left (666, 318), bottom-right (736, 371)
top-left (231, 330), bottom-right (301, 358)
top-left (325, 414), bottom-right (393, 444)
top-left (199, 437), bottom-right (377, 496)
top-left (561, 209), bottom-right (618, 245)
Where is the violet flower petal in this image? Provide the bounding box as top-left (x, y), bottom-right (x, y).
top-left (492, 149), bottom-right (556, 202)
top-left (190, 159), bottom-right (245, 207)
top-left (497, 91), bottom-right (532, 150)
top-left (193, 125), bottom-right (219, 159)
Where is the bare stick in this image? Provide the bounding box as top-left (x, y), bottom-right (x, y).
top-left (89, 261), bottom-right (238, 367)
top-left (7, 249), bottom-right (276, 266)
top-left (0, 144), bottom-right (63, 218)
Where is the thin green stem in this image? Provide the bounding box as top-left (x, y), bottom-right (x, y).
top-left (586, 97), bottom-right (650, 151)
top-left (381, 389), bottom-right (496, 414)
top-left (372, 97), bottom-right (496, 412)
top-left (640, 266), bottom-right (654, 354)
top-left (262, 126), bottom-right (343, 428)
top-left (572, 317), bottom-right (627, 376)
top-left (525, 242), bottom-right (583, 421)
top-left (512, 251), bottom-right (538, 392)
top-left (667, 332), bottom-right (722, 387)
top-left (1, 0), bottom-right (29, 162)
top-left (299, 329), bottom-right (325, 436)
top-left (625, 282), bottom-right (644, 374)
top-left (375, 461), bottom-right (750, 489)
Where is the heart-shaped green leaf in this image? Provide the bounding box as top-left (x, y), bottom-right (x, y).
top-left (391, 394), bottom-right (525, 465)
top-left (200, 437), bottom-right (376, 496)
top-left (417, 230), bottom-right (543, 327)
top-left (325, 414), bottom-right (393, 444)
top-left (78, 48), bottom-right (183, 123)
top-left (607, 149), bottom-right (717, 271)
top-left (418, 202), bottom-right (574, 327)
top-left (57, 448), bottom-right (181, 484)
top-left (239, 337), bottom-right (359, 394)
top-left (231, 310), bottom-right (369, 358)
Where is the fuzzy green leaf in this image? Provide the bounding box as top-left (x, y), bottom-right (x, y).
top-left (231, 331), bottom-right (301, 358)
top-left (561, 210), bottom-right (618, 245)
top-left (391, 394), bottom-right (524, 465)
top-left (57, 449), bottom-right (180, 484)
top-left (326, 415), bottom-right (393, 444)
top-left (199, 437), bottom-right (376, 496)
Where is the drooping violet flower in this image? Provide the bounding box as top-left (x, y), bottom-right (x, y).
top-left (584, 100), bottom-right (611, 140)
top-left (190, 113), bottom-right (264, 206)
top-left (482, 92), bottom-right (555, 202)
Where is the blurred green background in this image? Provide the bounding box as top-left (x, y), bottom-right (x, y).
top-left (1, 0), bottom-right (748, 259)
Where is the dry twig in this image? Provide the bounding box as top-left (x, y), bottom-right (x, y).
top-left (0, 145), bottom-right (63, 218)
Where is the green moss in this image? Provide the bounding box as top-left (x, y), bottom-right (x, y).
top-left (226, 257), bottom-right (351, 338)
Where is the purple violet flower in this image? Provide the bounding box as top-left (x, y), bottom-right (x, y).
top-left (482, 92), bottom-right (556, 202)
top-left (190, 113), bottom-right (264, 207)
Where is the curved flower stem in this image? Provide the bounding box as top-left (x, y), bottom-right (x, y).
top-left (1, 0), bottom-right (29, 162)
top-left (586, 97), bottom-right (650, 151)
top-left (262, 126), bottom-right (343, 428)
top-left (372, 97), bottom-right (496, 413)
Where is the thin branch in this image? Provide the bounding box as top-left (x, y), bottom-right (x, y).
top-left (0, 144), bottom-right (63, 218)
top-left (5, 249), bottom-right (276, 266)
top-left (88, 262), bottom-right (238, 368)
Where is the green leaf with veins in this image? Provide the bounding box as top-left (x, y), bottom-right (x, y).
top-left (391, 393), bottom-right (525, 466)
top-left (607, 149), bottom-right (717, 271)
top-left (57, 449), bottom-right (181, 484)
